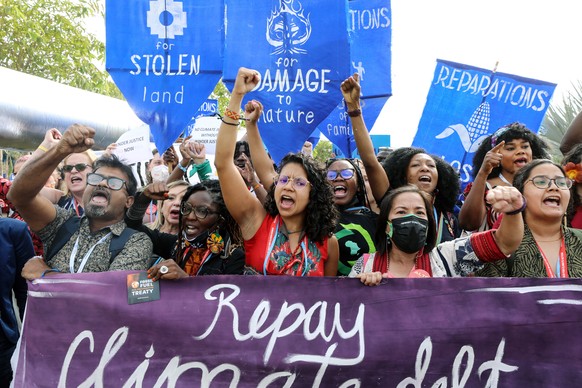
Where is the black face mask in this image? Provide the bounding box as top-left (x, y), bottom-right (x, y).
top-left (387, 215), bottom-right (428, 254)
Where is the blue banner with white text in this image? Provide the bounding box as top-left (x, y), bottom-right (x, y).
top-left (222, 0), bottom-right (351, 163)
top-left (412, 59), bottom-right (556, 185)
top-left (319, 0), bottom-right (392, 157)
top-left (106, 0), bottom-right (223, 153)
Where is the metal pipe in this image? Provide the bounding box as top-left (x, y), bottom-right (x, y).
top-left (0, 66), bottom-right (147, 151)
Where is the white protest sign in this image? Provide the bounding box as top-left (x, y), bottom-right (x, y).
top-left (112, 126), bottom-right (152, 164)
top-left (188, 116), bottom-right (221, 155)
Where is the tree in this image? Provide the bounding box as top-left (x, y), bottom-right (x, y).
top-left (539, 81), bottom-right (582, 160)
top-left (0, 0), bottom-right (122, 98)
top-left (313, 139), bottom-right (334, 162)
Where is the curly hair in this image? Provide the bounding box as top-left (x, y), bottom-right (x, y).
top-left (264, 153), bottom-right (339, 243)
top-left (375, 186), bottom-right (437, 257)
top-left (471, 122), bottom-right (549, 179)
top-left (325, 157), bottom-right (370, 209)
top-left (176, 179), bottom-right (243, 262)
top-left (562, 144), bottom-right (582, 225)
top-left (93, 154), bottom-right (138, 197)
top-left (381, 147), bottom-right (460, 212)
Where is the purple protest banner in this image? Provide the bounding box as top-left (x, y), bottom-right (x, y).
top-left (14, 272), bottom-right (582, 386)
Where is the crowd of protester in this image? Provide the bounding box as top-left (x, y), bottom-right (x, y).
top-left (2, 67), bottom-right (582, 383)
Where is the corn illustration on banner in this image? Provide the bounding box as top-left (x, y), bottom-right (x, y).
top-left (412, 59), bottom-right (556, 186)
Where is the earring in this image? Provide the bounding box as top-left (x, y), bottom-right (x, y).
top-left (207, 229), bottom-right (225, 254)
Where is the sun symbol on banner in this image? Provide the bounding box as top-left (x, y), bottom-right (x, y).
top-left (146, 0), bottom-right (188, 39)
top-left (266, 0), bottom-right (312, 55)
top-left (435, 102), bottom-right (491, 153)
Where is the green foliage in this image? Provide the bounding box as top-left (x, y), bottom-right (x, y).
top-left (0, 0), bottom-right (122, 98)
top-left (313, 140), bottom-right (333, 162)
top-left (540, 81), bottom-right (582, 160)
top-left (210, 80), bottom-right (231, 115)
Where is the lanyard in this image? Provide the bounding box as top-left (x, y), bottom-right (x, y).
top-left (69, 232), bottom-right (112, 273)
top-left (498, 173), bottom-right (511, 185)
top-left (536, 237), bottom-right (568, 278)
top-left (72, 197), bottom-right (80, 217)
top-left (262, 216), bottom-right (308, 276)
top-left (196, 250), bottom-right (214, 275)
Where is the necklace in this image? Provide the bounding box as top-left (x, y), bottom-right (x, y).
top-left (498, 172), bottom-right (511, 185)
top-left (283, 225), bottom-right (304, 234)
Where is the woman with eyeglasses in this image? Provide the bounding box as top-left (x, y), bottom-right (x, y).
top-left (57, 150), bottom-right (97, 217)
top-left (214, 67), bottom-right (339, 276)
top-left (325, 157), bottom-right (378, 275)
top-left (460, 122), bottom-right (549, 232)
top-left (476, 159), bottom-right (582, 277)
top-left (126, 179), bottom-right (245, 278)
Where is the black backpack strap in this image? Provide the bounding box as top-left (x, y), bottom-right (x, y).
top-left (435, 247), bottom-right (453, 277)
top-left (45, 217), bottom-right (82, 261)
top-left (108, 226), bottom-right (138, 264)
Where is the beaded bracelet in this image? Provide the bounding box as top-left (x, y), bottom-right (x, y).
top-left (225, 108), bottom-right (242, 120)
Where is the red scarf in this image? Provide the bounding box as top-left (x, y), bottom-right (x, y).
top-left (372, 250), bottom-right (433, 277)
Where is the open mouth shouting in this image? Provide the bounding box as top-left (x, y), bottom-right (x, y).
top-left (168, 208), bottom-right (180, 222)
top-left (70, 175), bottom-right (84, 186)
top-left (514, 157), bottom-right (529, 169)
top-left (332, 183), bottom-right (348, 199)
top-left (279, 195), bottom-right (295, 210)
top-left (542, 194), bottom-right (562, 209)
top-left (89, 188), bottom-right (110, 206)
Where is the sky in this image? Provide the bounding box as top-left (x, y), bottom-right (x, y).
top-left (373, 0), bottom-right (582, 148)
top-left (88, 0), bottom-right (582, 149)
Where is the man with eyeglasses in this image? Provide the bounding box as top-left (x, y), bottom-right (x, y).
top-left (8, 124), bottom-right (153, 279)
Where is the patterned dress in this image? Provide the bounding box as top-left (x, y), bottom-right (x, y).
top-left (476, 226), bottom-right (582, 277)
top-left (244, 214), bottom-right (328, 276)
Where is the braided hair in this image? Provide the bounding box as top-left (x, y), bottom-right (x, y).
top-left (325, 157), bottom-right (370, 210)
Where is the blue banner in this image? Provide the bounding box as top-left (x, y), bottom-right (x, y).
top-left (106, 0), bottom-right (224, 153)
top-left (184, 99), bottom-right (218, 137)
top-left (322, 96), bottom-right (388, 157)
top-left (222, 0), bottom-right (351, 163)
top-left (318, 0), bottom-right (392, 157)
top-left (412, 59), bottom-right (556, 185)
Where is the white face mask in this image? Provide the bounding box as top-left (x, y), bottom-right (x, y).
top-left (151, 165), bottom-right (169, 183)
